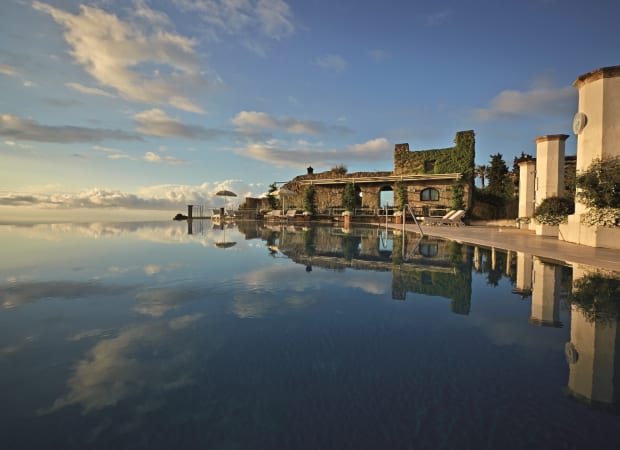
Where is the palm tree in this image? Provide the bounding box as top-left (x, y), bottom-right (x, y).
top-left (475, 165), bottom-right (488, 189)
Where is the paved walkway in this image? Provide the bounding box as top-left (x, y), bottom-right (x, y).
top-left (388, 223), bottom-right (620, 272)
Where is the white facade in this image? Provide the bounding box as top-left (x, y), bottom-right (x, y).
top-left (561, 66), bottom-right (620, 248)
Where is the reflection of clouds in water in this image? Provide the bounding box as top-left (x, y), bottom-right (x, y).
top-left (1, 280), bottom-right (131, 309)
top-left (67, 328), bottom-right (115, 342)
top-left (233, 291), bottom-right (316, 318)
top-left (240, 264), bottom-right (388, 295)
top-left (134, 287), bottom-right (196, 317)
top-left (42, 314), bottom-right (202, 414)
top-left (143, 262), bottom-right (184, 276)
top-left (0, 222), bottom-right (217, 246)
top-left (234, 265), bottom-right (388, 318)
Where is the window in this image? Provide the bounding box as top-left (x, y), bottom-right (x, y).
top-left (420, 188), bottom-right (439, 201)
top-left (419, 243), bottom-right (439, 257)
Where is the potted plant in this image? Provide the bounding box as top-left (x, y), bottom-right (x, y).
top-left (533, 196), bottom-right (574, 236)
top-left (393, 210), bottom-right (403, 224)
top-left (342, 210), bottom-right (352, 226)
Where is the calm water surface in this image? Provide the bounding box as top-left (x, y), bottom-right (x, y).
top-left (1, 221), bottom-right (619, 450)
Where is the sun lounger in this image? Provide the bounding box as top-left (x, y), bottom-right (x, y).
top-left (285, 209), bottom-right (297, 221)
top-left (436, 210), bottom-right (466, 226)
top-left (424, 210), bottom-right (457, 225)
top-left (264, 210), bottom-right (283, 221)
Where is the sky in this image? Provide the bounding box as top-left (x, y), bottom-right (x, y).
top-left (1, 0), bottom-right (619, 219)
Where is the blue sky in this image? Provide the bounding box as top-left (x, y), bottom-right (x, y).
top-left (1, 0), bottom-right (618, 217)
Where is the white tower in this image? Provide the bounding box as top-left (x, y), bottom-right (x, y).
top-left (561, 66), bottom-right (620, 249)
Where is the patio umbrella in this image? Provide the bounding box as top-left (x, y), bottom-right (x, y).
top-left (214, 189), bottom-right (237, 212)
top-left (269, 188), bottom-right (295, 214)
top-left (214, 222), bottom-right (236, 248)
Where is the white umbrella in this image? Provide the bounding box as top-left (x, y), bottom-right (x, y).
top-left (269, 188), bottom-right (295, 214)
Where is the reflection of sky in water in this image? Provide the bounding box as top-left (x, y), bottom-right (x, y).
top-left (1, 221), bottom-right (619, 450)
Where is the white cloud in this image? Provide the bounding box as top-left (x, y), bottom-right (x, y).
top-left (23, 80), bottom-right (36, 88)
top-left (143, 151), bottom-right (186, 165)
top-left (475, 85), bottom-right (576, 120)
top-left (174, 0), bottom-right (295, 41)
top-left (0, 64), bottom-right (17, 76)
top-left (65, 82), bottom-right (115, 98)
top-left (134, 108), bottom-right (227, 139)
top-left (0, 180), bottom-right (263, 211)
top-left (236, 137), bottom-right (392, 169)
top-left (0, 113), bottom-right (140, 143)
top-left (317, 54), bottom-right (347, 73)
top-left (33, 1), bottom-right (206, 113)
top-left (133, 0), bottom-right (171, 26)
top-left (232, 110), bottom-right (350, 135)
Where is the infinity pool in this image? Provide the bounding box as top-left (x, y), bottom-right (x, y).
top-left (1, 221), bottom-right (619, 449)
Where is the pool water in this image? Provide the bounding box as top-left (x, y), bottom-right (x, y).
top-left (1, 221), bottom-right (619, 450)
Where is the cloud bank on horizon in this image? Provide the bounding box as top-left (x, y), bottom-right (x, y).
top-left (1, 0), bottom-right (614, 213)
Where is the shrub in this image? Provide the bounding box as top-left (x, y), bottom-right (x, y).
top-left (534, 196), bottom-right (574, 225)
top-left (576, 156), bottom-right (620, 209)
top-left (568, 273), bottom-right (620, 323)
top-left (331, 164), bottom-right (348, 175)
top-left (581, 207), bottom-right (620, 227)
top-left (343, 183), bottom-right (356, 212)
top-left (304, 185), bottom-right (317, 215)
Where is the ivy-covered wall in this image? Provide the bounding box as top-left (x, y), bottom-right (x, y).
top-left (394, 130), bottom-right (475, 181)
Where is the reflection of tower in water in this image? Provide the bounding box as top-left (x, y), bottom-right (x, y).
top-left (565, 266), bottom-right (620, 410)
top-left (529, 257), bottom-right (563, 327)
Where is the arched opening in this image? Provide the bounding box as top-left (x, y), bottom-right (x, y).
top-left (379, 186), bottom-right (394, 209)
top-left (354, 185), bottom-right (362, 209)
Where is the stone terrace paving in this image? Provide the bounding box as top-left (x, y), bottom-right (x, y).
top-left (390, 223), bottom-right (620, 272)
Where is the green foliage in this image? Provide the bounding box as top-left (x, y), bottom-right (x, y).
top-left (534, 196), bottom-right (575, 225)
top-left (581, 207), bottom-right (620, 227)
top-left (395, 130), bottom-right (475, 180)
top-left (331, 164), bottom-right (348, 175)
top-left (304, 185), bottom-right (317, 215)
top-left (343, 183), bottom-right (356, 211)
top-left (393, 181), bottom-right (407, 210)
top-left (575, 156), bottom-right (620, 209)
top-left (475, 164), bottom-right (488, 188)
top-left (450, 181), bottom-right (465, 210)
top-left (267, 182), bottom-right (279, 209)
top-left (487, 153), bottom-right (508, 198)
top-left (341, 234), bottom-right (360, 261)
top-left (568, 274), bottom-right (620, 323)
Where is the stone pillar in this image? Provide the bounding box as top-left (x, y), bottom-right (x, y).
top-left (518, 160), bottom-right (536, 230)
top-left (529, 257), bottom-right (562, 327)
top-left (566, 265), bottom-right (620, 408)
top-left (534, 134), bottom-right (568, 236)
top-left (562, 66), bottom-right (620, 249)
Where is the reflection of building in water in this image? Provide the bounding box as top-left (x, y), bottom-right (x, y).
top-left (513, 251), bottom-right (533, 297)
top-left (264, 224), bottom-right (473, 314)
top-left (529, 257), bottom-right (563, 327)
top-left (391, 240), bottom-right (473, 314)
top-left (565, 266), bottom-right (620, 411)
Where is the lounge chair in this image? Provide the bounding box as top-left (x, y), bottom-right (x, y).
top-left (424, 210), bottom-right (457, 225)
top-left (225, 209), bottom-right (237, 221)
top-left (437, 209), bottom-right (466, 226)
top-left (285, 209), bottom-right (297, 221)
top-left (264, 210), bottom-right (283, 222)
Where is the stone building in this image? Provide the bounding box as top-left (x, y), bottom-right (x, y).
top-left (273, 130), bottom-right (475, 217)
